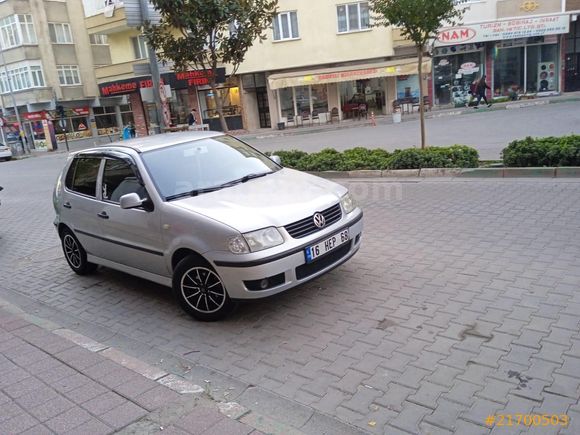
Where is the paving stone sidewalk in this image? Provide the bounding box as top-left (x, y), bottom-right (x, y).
top-left (0, 306), bottom-right (263, 435)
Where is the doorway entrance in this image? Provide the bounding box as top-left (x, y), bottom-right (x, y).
top-left (256, 87), bottom-right (270, 128)
top-left (565, 21), bottom-right (580, 92)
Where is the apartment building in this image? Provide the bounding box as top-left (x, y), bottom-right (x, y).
top-left (433, 0), bottom-right (579, 107)
top-left (237, 0), bottom-right (428, 130)
top-left (0, 0), bottom-right (99, 148)
top-left (83, 0), bottom-right (234, 137)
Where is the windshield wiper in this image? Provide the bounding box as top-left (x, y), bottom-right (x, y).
top-left (165, 172), bottom-right (273, 201)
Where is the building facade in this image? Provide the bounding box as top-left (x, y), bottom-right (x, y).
top-left (0, 0), bottom-right (100, 149)
top-left (237, 0), bottom-right (430, 131)
top-left (83, 0), bottom-right (242, 137)
top-left (433, 0), bottom-right (579, 107)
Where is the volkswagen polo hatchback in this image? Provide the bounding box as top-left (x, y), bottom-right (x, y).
top-left (53, 132), bottom-right (363, 321)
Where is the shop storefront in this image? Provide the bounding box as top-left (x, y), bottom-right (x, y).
top-left (268, 58), bottom-right (430, 126)
top-left (18, 108), bottom-right (92, 149)
top-left (435, 14), bottom-right (570, 106)
top-left (97, 67), bottom-right (233, 134)
top-left (432, 44), bottom-right (485, 106)
top-left (494, 36), bottom-right (560, 96)
top-left (197, 83), bottom-right (243, 131)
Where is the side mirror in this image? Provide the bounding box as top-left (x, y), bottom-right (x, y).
top-left (119, 193), bottom-right (145, 209)
top-left (270, 155), bottom-right (282, 165)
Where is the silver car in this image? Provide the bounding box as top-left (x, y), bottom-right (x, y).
top-left (53, 132), bottom-right (363, 320)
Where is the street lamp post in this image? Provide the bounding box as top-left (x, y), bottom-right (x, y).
top-left (0, 44), bottom-right (26, 154)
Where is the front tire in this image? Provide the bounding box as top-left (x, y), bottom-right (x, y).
top-left (173, 256), bottom-right (235, 321)
top-left (61, 228), bottom-right (97, 275)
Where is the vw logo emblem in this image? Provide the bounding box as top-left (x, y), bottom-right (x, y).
top-left (313, 212), bottom-right (326, 228)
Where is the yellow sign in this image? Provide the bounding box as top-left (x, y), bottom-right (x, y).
top-left (520, 1), bottom-right (539, 12)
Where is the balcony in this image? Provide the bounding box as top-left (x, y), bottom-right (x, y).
top-left (85, 1), bottom-right (128, 35)
top-left (95, 59), bottom-right (148, 82)
top-left (392, 28), bottom-right (416, 57)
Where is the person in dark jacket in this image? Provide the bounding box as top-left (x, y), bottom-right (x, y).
top-left (187, 108), bottom-right (198, 129)
top-left (474, 75), bottom-right (492, 108)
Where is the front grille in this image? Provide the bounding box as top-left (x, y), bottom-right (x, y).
top-left (295, 241), bottom-right (352, 280)
top-left (284, 203), bottom-right (342, 239)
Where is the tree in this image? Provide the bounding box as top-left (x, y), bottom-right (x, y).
top-left (144, 0), bottom-right (278, 132)
top-left (369, 0), bottom-right (463, 149)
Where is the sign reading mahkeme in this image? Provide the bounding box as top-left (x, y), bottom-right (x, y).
top-left (436, 14), bottom-right (570, 46)
top-left (98, 68), bottom-right (227, 97)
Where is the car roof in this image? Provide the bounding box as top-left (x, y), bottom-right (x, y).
top-left (90, 131), bottom-right (226, 154)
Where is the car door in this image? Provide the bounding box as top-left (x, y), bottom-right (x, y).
top-left (60, 155), bottom-right (107, 258)
top-left (96, 155), bottom-right (167, 277)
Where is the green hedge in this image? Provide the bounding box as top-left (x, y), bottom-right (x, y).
top-left (269, 145), bottom-right (479, 171)
top-left (502, 135), bottom-right (580, 167)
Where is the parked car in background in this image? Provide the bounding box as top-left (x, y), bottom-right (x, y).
top-left (0, 144), bottom-right (12, 161)
top-left (53, 131), bottom-right (363, 321)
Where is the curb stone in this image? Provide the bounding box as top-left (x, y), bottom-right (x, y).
top-left (306, 167), bottom-right (580, 178)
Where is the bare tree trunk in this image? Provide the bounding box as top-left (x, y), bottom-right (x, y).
top-left (210, 78), bottom-right (229, 133)
top-left (418, 46), bottom-right (426, 149)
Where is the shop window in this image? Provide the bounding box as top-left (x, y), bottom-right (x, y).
top-left (48, 23), bottom-right (73, 44)
top-left (94, 106), bottom-right (118, 135)
top-left (311, 85), bottom-right (328, 114)
top-left (132, 36), bottom-right (148, 60)
top-left (295, 86), bottom-right (310, 115)
top-left (337, 2), bottom-right (370, 33)
top-left (199, 87), bottom-right (241, 119)
top-left (168, 89), bottom-right (189, 125)
top-left (433, 49), bottom-right (484, 106)
top-left (526, 44), bottom-right (558, 93)
top-left (279, 88), bottom-right (294, 118)
top-left (273, 11), bottom-right (299, 41)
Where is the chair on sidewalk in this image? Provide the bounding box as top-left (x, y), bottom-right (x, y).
top-left (330, 107), bottom-right (340, 123)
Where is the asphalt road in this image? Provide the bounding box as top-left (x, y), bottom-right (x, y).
top-left (1, 153), bottom-right (580, 434)
top-left (244, 100), bottom-right (580, 160)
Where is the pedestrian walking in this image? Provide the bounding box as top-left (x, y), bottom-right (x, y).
top-left (474, 75), bottom-right (492, 108)
top-left (187, 108), bottom-right (198, 130)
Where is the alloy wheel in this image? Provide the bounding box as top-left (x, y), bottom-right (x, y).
top-left (180, 267), bottom-right (226, 314)
top-left (63, 234), bottom-right (82, 269)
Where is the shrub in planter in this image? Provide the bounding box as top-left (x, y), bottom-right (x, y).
top-left (342, 147), bottom-right (391, 170)
top-left (386, 145), bottom-right (479, 169)
top-left (301, 148), bottom-right (347, 171)
top-left (270, 149), bottom-right (309, 169)
top-left (502, 135), bottom-right (580, 167)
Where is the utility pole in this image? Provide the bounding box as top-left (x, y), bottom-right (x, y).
top-left (0, 45), bottom-right (26, 154)
top-left (138, 0), bottom-right (165, 134)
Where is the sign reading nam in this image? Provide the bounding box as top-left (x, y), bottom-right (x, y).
top-left (436, 14), bottom-right (570, 46)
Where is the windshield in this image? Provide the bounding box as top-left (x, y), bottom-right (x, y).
top-left (141, 135), bottom-right (280, 200)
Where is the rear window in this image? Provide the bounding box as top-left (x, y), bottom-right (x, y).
top-left (68, 157), bottom-right (101, 197)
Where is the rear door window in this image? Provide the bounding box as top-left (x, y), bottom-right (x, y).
top-left (69, 157), bottom-right (101, 197)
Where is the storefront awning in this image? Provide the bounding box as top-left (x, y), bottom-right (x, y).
top-left (268, 58), bottom-right (431, 90)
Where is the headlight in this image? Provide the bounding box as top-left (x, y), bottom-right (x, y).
top-left (340, 192), bottom-right (356, 214)
top-left (228, 227), bottom-right (284, 254)
top-left (243, 227), bottom-right (284, 252)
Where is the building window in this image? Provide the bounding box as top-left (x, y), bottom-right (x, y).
top-left (57, 65), bottom-right (81, 86)
top-left (273, 11), bottom-right (299, 41)
top-left (89, 34), bottom-right (108, 45)
top-left (131, 36), bottom-right (148, 59)
top-left (337, 2), bottom-right (370, 33)
top-left (0, 14), bottom-right (37, 48)
top-left (48, 23), bottom-right (73, 44)
top-left (0, 62), bottom-right (45, 93)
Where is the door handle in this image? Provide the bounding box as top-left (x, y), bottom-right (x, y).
top-left (63, 202), bottom-right (71, 209)
top-left (97, 211), bottom-right (109, 219)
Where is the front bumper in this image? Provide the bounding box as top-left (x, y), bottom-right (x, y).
top-left (210, 211), bottom-right (363, 299)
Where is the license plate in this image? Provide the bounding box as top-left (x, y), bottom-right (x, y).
top-left (305, 229), bottom-right (350, 263)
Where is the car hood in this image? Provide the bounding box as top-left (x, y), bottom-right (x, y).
top-left (171, 168), bottom-right (347, 233)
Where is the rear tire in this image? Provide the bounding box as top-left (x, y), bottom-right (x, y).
top-left (60, 228), bottom-right (97, 275)
top-left (173, 255), bottom-right (236, 321)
